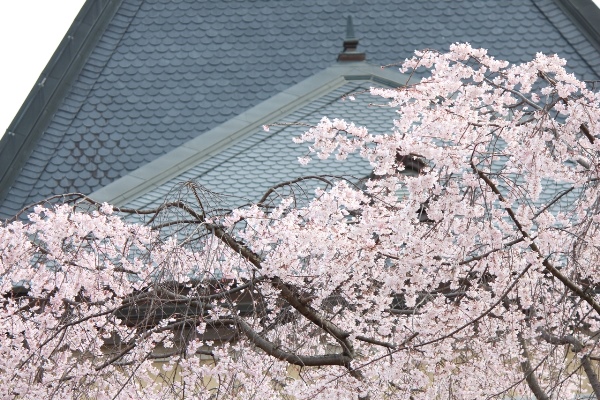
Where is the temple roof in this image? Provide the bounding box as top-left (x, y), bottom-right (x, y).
top-left (2, 0), bottom-right (600, 218)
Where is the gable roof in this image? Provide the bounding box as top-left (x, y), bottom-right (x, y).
top-left (2, 0), bottom-right (600, 218)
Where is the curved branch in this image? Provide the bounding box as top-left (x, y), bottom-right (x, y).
top-left (483, 77), bottom-right (542, 111)
top-left (236, 318), bottom-right (352, 367)
top-left (119, 194), bottom-right (355, 356)
top-left (257, 175), bottom-right (335, 206)
top-left (167, 200), bottom-right (357, 356)
top-left (538, 330), bottom-right (582, 351)
top-left (271, 277), bottom-right (354, 357)
top-left (204, 221), bottom-right (263, 269)
top-left (533, 186), bottom-right (575, 219)
top-left (112, 198), bottom-right (264, 270)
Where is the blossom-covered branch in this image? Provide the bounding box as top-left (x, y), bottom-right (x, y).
top-left (4, 44), bottom-right (600, 398)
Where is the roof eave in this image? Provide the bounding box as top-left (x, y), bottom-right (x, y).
top-left (554, 0), bottom-right (600, 54)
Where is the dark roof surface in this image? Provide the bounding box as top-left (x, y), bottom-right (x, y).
top-left (125, 81), bottom-right (397, 211)
top-left (2, 0), bottom-right (600, 218)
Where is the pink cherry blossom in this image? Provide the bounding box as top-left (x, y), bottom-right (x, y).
top-left (3, 45), bottom-right (600, 399)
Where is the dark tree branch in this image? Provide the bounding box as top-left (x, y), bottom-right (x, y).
top-left (539, 330), bottom-right (600, 399)
top-left (385, 308), bottom-right (422, 315)
top-left (533, 186), bottom-right (575, 219)
top-left (159, 194), bottom-right (358, 358)
top-left (581, 355), bottom-right (600, 399)
top-left (580, 123), bottom-right (595, 145)
top-left (235, 318), bottom-right (352, 367)
top-left (518, 333), bottom-right (550, 400)
top-left (355, 335), bottom-right (397, 349)
top-left (271, 277), bottom-right (354, 357)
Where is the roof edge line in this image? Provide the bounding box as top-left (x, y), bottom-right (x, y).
top-left (90, 63), bottom-right (411, 206)
top-left (552, 0), bottom-right (600, 60)
top-left (0, 0), bottom-right (125, 206)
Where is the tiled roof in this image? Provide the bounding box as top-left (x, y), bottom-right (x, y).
top-left (1, 0), bottom-right (600, 218)
top-left (124, 81), bottom-right (396, 212)
top-left (89, 62), bottom-right (408, 206)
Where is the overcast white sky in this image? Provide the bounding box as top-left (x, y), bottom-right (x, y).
top-left (2, 1), bottom-right (600, 143)
top-left (0, 1), bottom-right (85, 141)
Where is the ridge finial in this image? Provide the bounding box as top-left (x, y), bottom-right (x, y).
top-left (337, 16), bottom-right (365, 62)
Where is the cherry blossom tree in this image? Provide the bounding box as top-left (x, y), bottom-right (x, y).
top-left (3, 44), bottom-right (600, 399)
